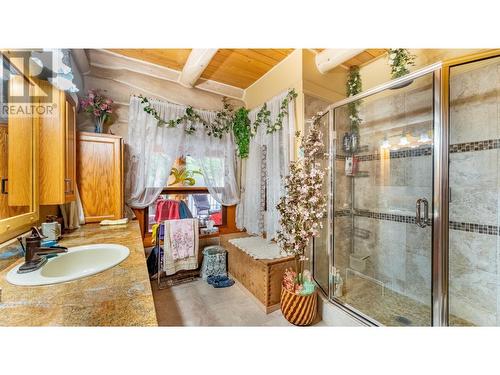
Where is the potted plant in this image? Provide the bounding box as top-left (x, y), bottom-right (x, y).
top-left (168, 166), bottom-right (202, 186)
top-left (276, 117), bottom-right (327, 326)
top-left (80, 89), bottom-right (113, 133)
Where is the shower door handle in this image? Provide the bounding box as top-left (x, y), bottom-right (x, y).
top-left (415, 198), bottom-right (429, 228)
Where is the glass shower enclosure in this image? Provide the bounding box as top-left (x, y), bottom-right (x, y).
top-left (312, 51), bottom-right (500, 326)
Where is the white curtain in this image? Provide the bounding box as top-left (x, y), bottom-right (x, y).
top-left (185, 118), bottom-right (240, 206)
top-left (236, 90), bottom-right (295, 240)
top-left (125, 96), bottom-right (239, 209)
top-left (237, 110), bottom-right (265, 235)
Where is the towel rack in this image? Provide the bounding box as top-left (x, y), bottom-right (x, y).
top-left (155, 221), bottom-right (200, 290)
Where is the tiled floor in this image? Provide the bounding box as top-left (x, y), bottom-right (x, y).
top-left (338, 275), bottom-right (473, 326)
top-left (151, 278), bottom-right (321, 326)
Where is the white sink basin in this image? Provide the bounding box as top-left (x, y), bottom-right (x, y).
top-left (6, 244), bottom-right (130, 286)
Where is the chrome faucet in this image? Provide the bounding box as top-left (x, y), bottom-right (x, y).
top-left (17, 227), bottom-right (68, 274)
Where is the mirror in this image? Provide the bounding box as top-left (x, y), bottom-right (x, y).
top-left (0, 52), bottom-right (36, 241)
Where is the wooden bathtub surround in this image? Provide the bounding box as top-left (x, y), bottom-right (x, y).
top-left (0, 221), bottom-right (157, 326)
top-left (77, 132), bottom-right (124, 222)
top-left (220, 233), bottom-right (295, 313)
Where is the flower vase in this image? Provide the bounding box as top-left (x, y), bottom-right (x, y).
top-left (95, 117), bottom-right (105, 133)
top-left (280, 287), bottom-right (317, 326)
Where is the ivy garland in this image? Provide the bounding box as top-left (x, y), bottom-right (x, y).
top-left (206, 97), bottom-right (234, 138)
top-left (233, 107), bottom-right (251, 158)
top-left (139, 95), bottom-right (206, 134)
top-left (346, 66), bottom-right (362, 133)
top-left (139, 89), bottom-right (298, 159)
top-left (271, 90), bottom-right (298, 133)
top-left (388, 48), bottom-right (416, 79)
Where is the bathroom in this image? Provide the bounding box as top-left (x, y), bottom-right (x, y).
top-left (1, 2), bottom-right (499, 373)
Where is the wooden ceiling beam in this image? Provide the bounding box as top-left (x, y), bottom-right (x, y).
top-left (178, 49), bottom-right (218, 88)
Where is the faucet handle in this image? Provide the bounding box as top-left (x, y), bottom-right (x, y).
top-left (17, 236), bottom-right (26, 255)
top-left (29, 226), bottom-right (46, 240)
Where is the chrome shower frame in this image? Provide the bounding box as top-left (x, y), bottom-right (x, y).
top-left (322, 62), bottom-right (446, 326)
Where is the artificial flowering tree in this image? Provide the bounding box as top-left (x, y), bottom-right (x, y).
top-left (276, 117), bottom-right (327, 292)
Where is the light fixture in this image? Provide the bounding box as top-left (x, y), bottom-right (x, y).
top-left (380, 137), bottom-right (390, 149)
top-left (418, 132), bottom-right (431, 143)
top-left (398, 132), bottom-right (410, 147)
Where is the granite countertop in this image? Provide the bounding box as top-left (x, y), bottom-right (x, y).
top-left (0, 221), bottom-right (158, 326)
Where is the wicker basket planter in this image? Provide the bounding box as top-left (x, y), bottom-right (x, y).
top-left (280, 287), bottom-right (317, 326)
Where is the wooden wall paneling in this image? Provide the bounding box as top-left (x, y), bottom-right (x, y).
top-left (79, 63), bottom-right (244, 138)
top-left (77, 132), bottom-right (124, 222)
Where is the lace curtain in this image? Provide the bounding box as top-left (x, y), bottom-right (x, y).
top-left (125, 96), bottom-right (240, 209)
top-left (236, 90), bottom-right (295, 240)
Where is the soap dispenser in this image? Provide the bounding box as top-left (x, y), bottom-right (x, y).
top-left (41, 215), bottom-right (61, 241)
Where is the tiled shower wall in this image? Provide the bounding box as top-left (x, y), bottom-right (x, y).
top-left (332, 58), bottom-right (500, 326)
top-left (334, 74), bottom-right (434, 309)
top-left (448, 59), bottom-right (500, 326)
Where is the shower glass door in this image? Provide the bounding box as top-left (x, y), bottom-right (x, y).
top-left (312, 112), bottom-right (332, 295)
top-left (448, 55), bottom-right (500, 326)
top-left (332, 72), bottom-right (435, 326)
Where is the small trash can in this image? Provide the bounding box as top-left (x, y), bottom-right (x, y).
top-left (201, 246), bottom-right (227, 280)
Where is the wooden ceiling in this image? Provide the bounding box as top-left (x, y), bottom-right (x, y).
top-left (313, 48), bottom-right (387, 68)
top-left (108, 49), bottom-right (386, 90)
top-left (342, 49), bottom-right (387, 68)
top-left (109, 48), bottom-right (293, 89)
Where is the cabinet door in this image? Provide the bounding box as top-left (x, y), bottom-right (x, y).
top-left (64, 96), bottom-right (76, 202)
top-left (77, 133), bottom-right (123, 222)
top-left (7, 75), bottom-right (33, 208)
top-left (38, 81), bottom-right (65, 204)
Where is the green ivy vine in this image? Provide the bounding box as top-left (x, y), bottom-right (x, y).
top-left (388, 48), bottom-right (416, 79)
top-left (139, 95), bottom-right (206, 134)
top-left (139, 89), bottom-right (297, 159)
top-left (233, 107), bottom-right (251, 158)
top-left (346, 66), bottom-right (362, 133)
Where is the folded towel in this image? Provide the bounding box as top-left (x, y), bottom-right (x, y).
top-left (100, 218), bottom-right (129, 226)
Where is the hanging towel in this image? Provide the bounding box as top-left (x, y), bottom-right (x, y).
top-left (155, 199), bottom-right (181, 222)
top-left (179, 201), bottom-right (193, 219)
top-left (163, 219), bottom-right (199, 275)
top-left (167, 219), bottom-right (195, 260)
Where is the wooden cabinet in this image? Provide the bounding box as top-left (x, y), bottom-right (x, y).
top-left (38, 80), bottom-right (77, 204)
top-left (0, 123), bottom-right (31, 220)
top-left (77, 132), bottom-right (124, 223)
top-left (0, 52), bottom-right (39, 243)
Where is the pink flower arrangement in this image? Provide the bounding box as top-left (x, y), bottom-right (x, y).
top-left (276, 116), bottom-right (327, 287)
top-left (282, 268), bottom-right (303, 294)
top-left (80, 89), bottom-right (113, 133)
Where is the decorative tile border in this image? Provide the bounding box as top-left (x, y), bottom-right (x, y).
top-left (334, 209), bottom-right (431, 226)
top-left (334, 209), bottom-right (500, 236)
top-left (334, 209), bottom-right (351, 217)
top-left (449, 139), bottom-right (500, 154)
top-left (334, 138), bottom-right (500, 162)
top-left (449, 221), bottom-right (499, 235)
